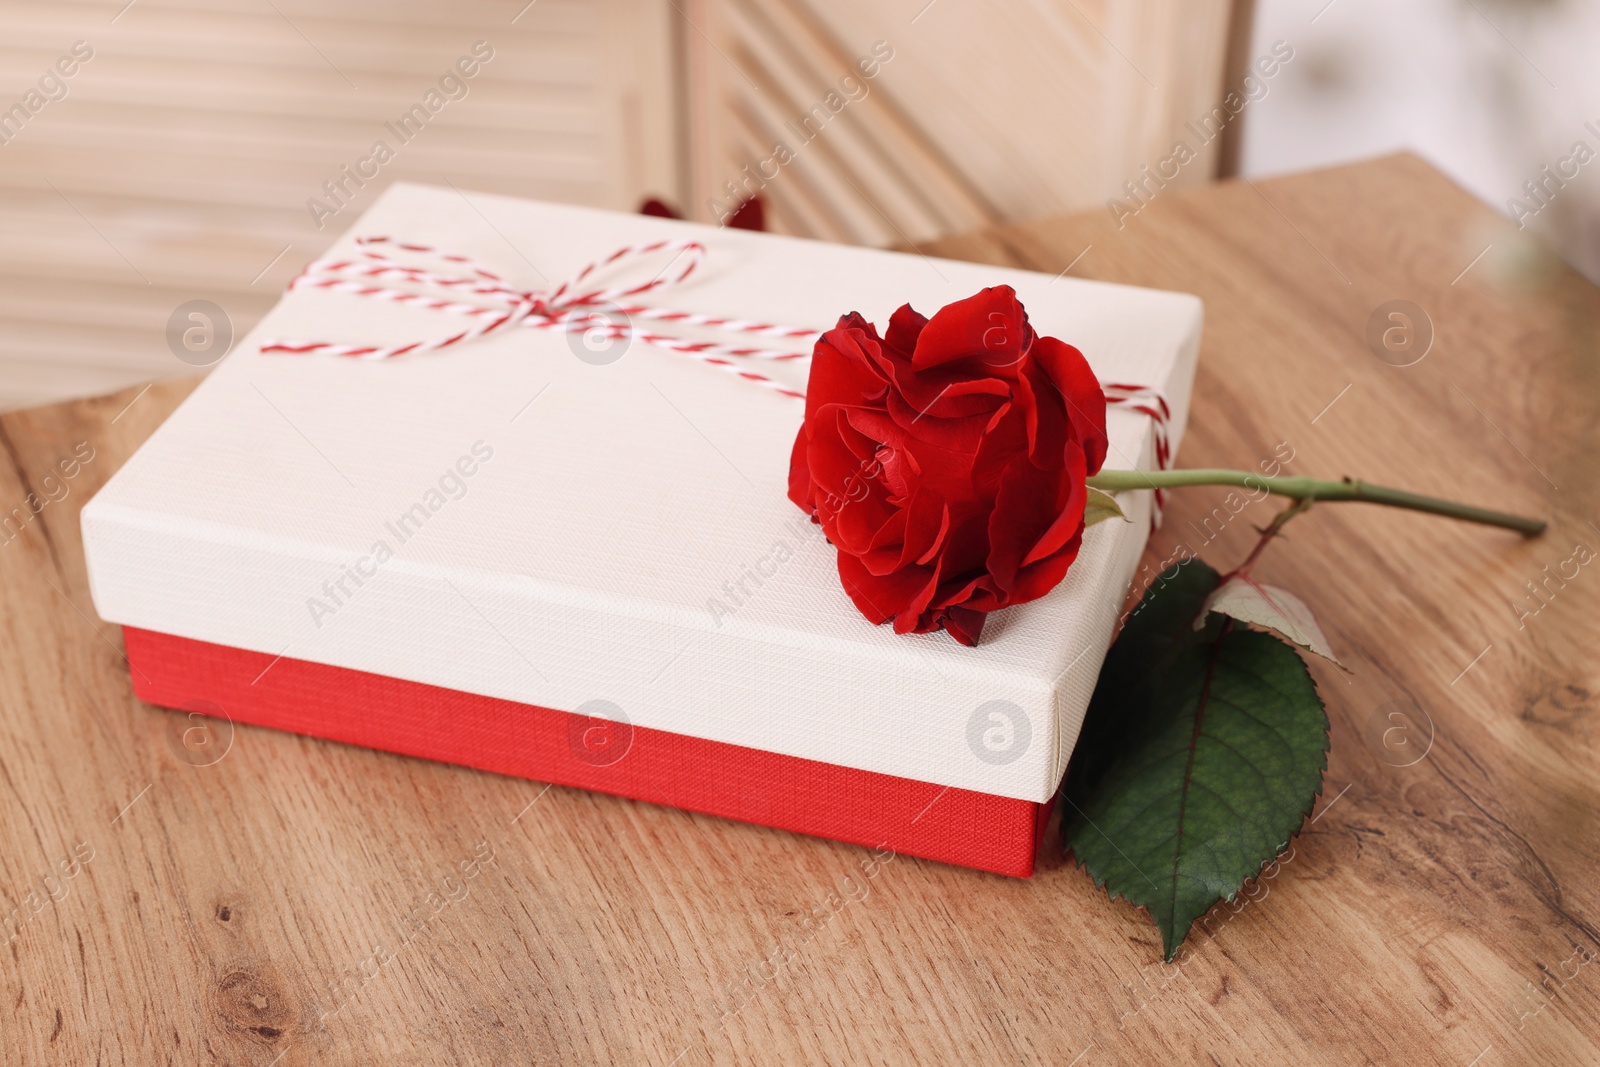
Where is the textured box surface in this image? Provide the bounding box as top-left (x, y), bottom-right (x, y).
top-left (83, 183), bottom-right (1201, 805)
top-left (124, 627), bottom-right (1049, 876)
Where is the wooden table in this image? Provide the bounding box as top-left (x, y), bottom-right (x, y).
top-left (2, 154), bottom-right (1596, 1065)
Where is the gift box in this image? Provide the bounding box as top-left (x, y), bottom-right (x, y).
top-left (82, 183), bottom-right (1201, 876)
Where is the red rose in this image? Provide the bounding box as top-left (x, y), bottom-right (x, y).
top-left (788, 285), bottom-right (1108, 646)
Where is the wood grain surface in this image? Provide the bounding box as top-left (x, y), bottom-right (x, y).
top-left (1, 153), bottom-right (1596, 1065)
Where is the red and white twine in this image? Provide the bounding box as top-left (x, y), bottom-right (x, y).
top-left (260, 236), bottom-right (816, 399)
top-left (1102, 382), bottom-right (1173, 525)
top-left (261, 236), bottom-right (1173, 520)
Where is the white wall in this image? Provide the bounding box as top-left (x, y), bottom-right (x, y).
top-left (1241, 0), bottom-right (1600, 283)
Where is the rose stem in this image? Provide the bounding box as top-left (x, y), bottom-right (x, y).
top-left (1085, 468), bottom-right (1547, 537)
top-left (1226, 497), bottom-right (1315, 580)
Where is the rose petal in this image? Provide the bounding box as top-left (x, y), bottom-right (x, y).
top-left (1019, 444), bottom-right (1089, 568)
top-left (1009, 525), bottom-right (1085, 603)
top-left (805, 315), bottom-right (891, 422)
top-left (913, 286), bottom-right (1031, 372)
top-left (786, 427), bottom-right (815, 513)
top-left (884, 363), bottom-right (1010, 423)
top-left (838, 550), bottom-right (938, 628)
top-left (884, 303), bottom-right (928, 357)
top-left (1030, 336), bottom-right (1107, 474)
top-left (941, 605), bottom-right (986, 646)
top-left (984, 453), bottom-right (1061, 594)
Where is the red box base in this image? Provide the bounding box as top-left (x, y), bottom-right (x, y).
top-left (123, 627), bottom-right (1047, 876)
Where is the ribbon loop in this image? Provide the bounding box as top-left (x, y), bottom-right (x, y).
top-left (545, 238), bottom-right (705, 312)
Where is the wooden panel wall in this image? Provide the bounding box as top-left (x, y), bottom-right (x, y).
top-left (683, 0), bottom-right (1236, 243)
top-left (0, 0), bottom-right (1238, 410)
top-left (0, 0), bottom-right (680, 411)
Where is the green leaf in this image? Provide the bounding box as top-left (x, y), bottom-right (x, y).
top-left (1062, 560), bottom-right (1328, 961)
top-left (1083, 486), bottom-right (1130, 528)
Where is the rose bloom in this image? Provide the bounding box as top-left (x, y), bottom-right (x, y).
top-left (788, 286), bottom-right (1108, 646)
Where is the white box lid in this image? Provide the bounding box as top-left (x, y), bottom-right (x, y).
top-left (82, 183), bottom-right (1201, 803)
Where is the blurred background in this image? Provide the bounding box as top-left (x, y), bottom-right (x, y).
top-left (0, 0), bottom-right (1594, 411)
